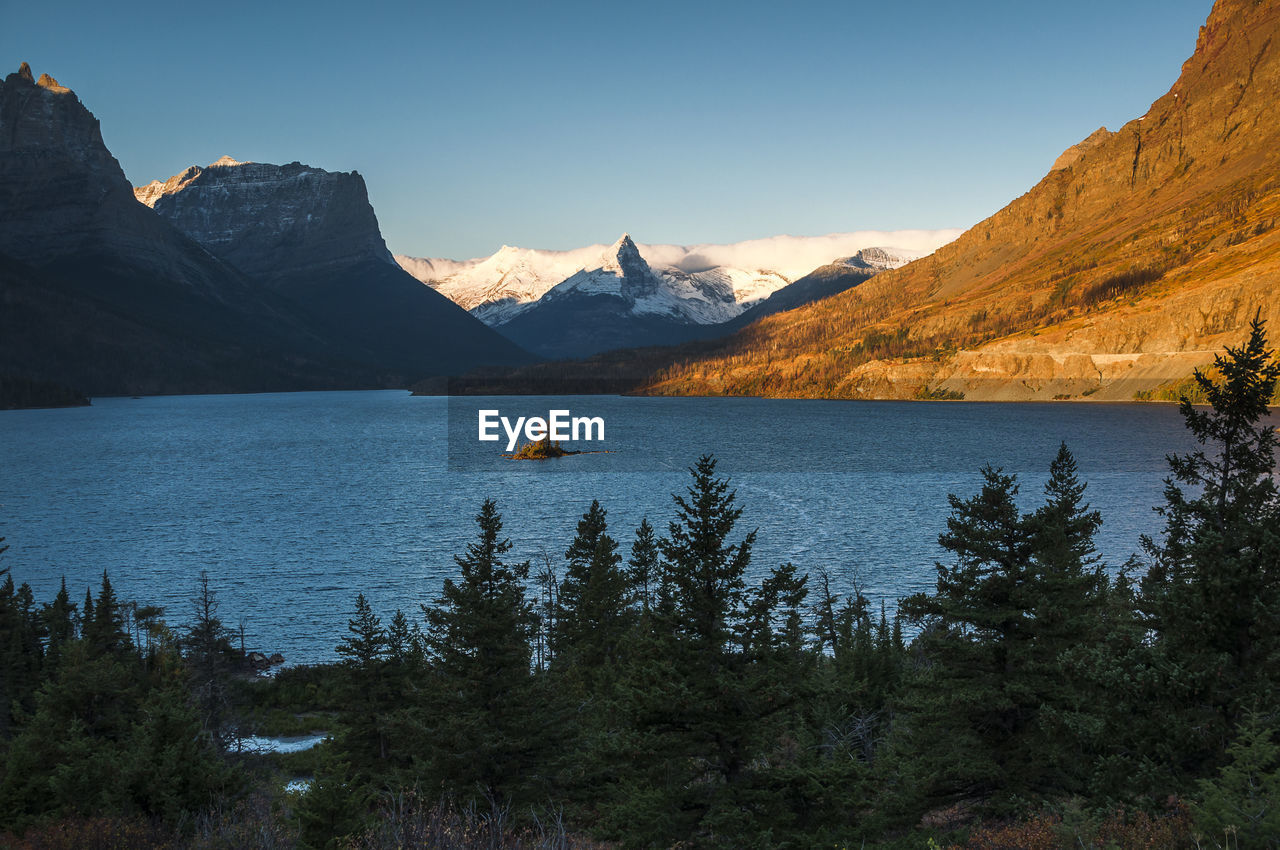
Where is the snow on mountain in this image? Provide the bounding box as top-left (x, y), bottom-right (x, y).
top-left (395, 229), bottom-right (959, 326)
top-left (397, 243), bottom-right (608, 324)
top-left (832, 246), bottom-right (925, 272)
top-left (536, 233), bottom-right (749, 325)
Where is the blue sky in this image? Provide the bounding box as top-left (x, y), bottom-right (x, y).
top-left (3, 0), bottom-right (1214, 259)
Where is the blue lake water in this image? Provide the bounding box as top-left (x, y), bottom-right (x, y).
top-left (1, 391), bottom-right (1203, 664)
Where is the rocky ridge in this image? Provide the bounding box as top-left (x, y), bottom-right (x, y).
top-left (136, 158), bottom-right (395, 278)
top-left (0, 63), bottom-right (230, 291)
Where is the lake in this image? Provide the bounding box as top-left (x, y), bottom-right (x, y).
top-left (0, 391), bottom-right (1202, 664)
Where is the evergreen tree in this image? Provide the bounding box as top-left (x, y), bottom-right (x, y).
top-left (626, 517), bottom-right (659, 614)
top-left (898, 465), bottom-right (1033, 801)
top-left (1194, 711), bottom-right (1280, 848)
top-left (336, 593), bottom-right (387, 670)
top-left (1140, 315), bottom-right (1280, 769)
top-left (418, 499), bottom-right (540, 804)
top-left (85, 570), bottom-right (129, 656)
top-left (1020, 443), bottom-right (1112, 792)
top-left (81, 586), bottom-right (94, 636)
top-left (183, 570), bottom-right (237, 748)
top-left (0, 572), bottom-right (44, 738)
top-left (659, 455), bottom-right (756, 648)
top-left (551, 500), bottom-right (630, 677)
top-left (607, 456), bottom-right (774, 845)
top-left (335, 593), bottom-right (389, 770)
top-left (42, 577), bottom-right (77, 661)
top-left (0, 628), bottom-right (236, 830)
top-left (900, 450), bottom-right (1109, 808)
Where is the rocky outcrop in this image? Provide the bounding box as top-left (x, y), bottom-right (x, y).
top-left (0, 63), bottom-right (174, 269)
top-left (1049, 127), bottom-right (1112, 172)
top-left (137, 158), bottom-right (395, 278)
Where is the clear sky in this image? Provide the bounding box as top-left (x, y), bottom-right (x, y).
top-left (3, 0), bottom-right (1215, 260)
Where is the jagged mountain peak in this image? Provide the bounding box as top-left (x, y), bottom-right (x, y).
top-left (8, 64), bottom-right (71, 95)
top-left (0, 64), bottom-right (180, 269)
top-left (833, 246), bottom-right (923, 272)
top-left (1050, 126), bottom-right (1112, 172)
top-left (600, 232), bottom-right (650, 276)
top-left (210, 155), bottom-right (245, 168)
top-left (35, 73), bottom-right (69, 94)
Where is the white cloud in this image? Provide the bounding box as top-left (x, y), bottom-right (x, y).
top-left (635, 230), bottom-right (963, 280)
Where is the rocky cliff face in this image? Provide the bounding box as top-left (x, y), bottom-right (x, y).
top-left (642, 0), bottom-right (1280, 401)
top-left (0, 63), bottom-right (226, 288)
top-left (137, 155), bottom-right (532, 375)
top-left (137, 157), bottom-right (394, 279)
top-left (0, 63), bottom-right (375, 395)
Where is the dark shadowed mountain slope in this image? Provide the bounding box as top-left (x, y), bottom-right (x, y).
top-left (138, 158), bottom-right (534, 377)
top-left (0, 65), bottom-right (377, 395)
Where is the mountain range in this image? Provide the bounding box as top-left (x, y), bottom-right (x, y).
top-left (8, 0), bottom-right (1272, 403)
top-left (398, 235), bottom-right (943, 358)
top-left (398, 232), bottom-right (948, 324)
top-left (0, 65), bottom-right (529, 398)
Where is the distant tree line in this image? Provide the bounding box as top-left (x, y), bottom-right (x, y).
top-left (1, 319), bottom-right (1279, 848)
top-left (0, 374), bottom-right (89, 410)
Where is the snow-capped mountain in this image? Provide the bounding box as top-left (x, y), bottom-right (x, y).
top-left (833, 246), bottom-right (925, 271)
top-left (395, 229), bottom-right (958, 327)
top-left (534, 233), bottom-right (759, 325)
top-left (481, 237), bottom-right (940, 360)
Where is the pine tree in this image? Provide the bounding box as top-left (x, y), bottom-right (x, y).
top-left (183, 570), bottom-right (237, 748)
top-left (551, 500), bottom-right (630, 677)
top-left (81, 586), bottom-right (94, 637)
top-left (336, 593), bottom-right (387, 670)
top-left (335, 593), bottom-right (389, 769)
top-left (85, 570), bottom-right (129, 656)
top-left (1140, 315), bottom-right (1280, 769)
top-left (0, 572), bottom-right (44, 738)
top-left (659, 455), bottom-right (756, 648)
top-left (1194, 711), bottom-right (1280, 848)
top-left (42, 577), bottom-right (77, 661)
top-left (607, 456), bottom-right (771, 845)
top-left (627, 517), bottom-right (659, 614)
top-left (906, 460), bottom-right (1064, 809)
top-left (1021, 443), bottom-right (1111, 793)
top-left (419, 499), bottom-right (540, 804)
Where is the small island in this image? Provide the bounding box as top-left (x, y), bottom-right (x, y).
top-left (507, 436), bottom-right (582, 460)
